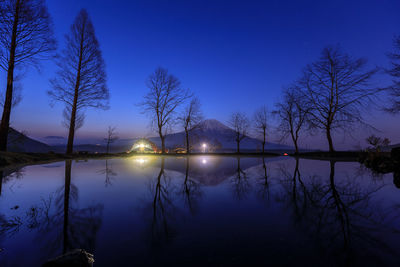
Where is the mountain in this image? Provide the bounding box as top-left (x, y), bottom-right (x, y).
top-left (39, 135), bottom-right (66, 146)
top-left (108, 119), bottom-right (293, 152)
top-left (7, 128), bottom-right (53, 153)
top-left (11, 119), bottom-right (292, 153)
top-left (161, 119), bottom-right (293, 152)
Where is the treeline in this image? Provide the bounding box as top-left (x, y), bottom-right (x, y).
top-left (0, 1), bottom-right (108, 154)
top-left (140, 43), bottom-right (400, 154)
top-left (0, 1), bottom-right (399, 155)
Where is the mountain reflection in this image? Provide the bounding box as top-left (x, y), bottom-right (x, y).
top-left (1, 157), bottom-right (400, 266)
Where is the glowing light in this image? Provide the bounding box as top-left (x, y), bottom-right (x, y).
top-left (202, 143), bottom-right (207, 153)
top-left (202, 159), bottom-right (207, 164)
top-left (283, 153), bottom-right (289, 156)
top-left (134, 158), bottom-right (147, 164)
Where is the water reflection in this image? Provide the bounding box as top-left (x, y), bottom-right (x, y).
top-left (278, 159), bottom-right (400, 266)
top-left (256, 157), bottom-right (270, 202)
top-left (148, 158), bottom-right (178, 246)
top-left (394, 170), bottom-right (400, 188)
top-left (27, 160), bottom-right (104, 258)
top-left (0, 156), bottom-right (399, 266)
top-left (231, 157), bottom-right (251, 200)
top-left (0, 168), bottom-right (24, 196)
top-left (98, 159), bottom-right (117, 186)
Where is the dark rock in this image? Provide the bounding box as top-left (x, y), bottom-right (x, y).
top-left (391, 147), bottom-right (400, 161)
top-left (42, 249), bottom-right (94, 267)
top-left (394, 171), bottom-right (400, 189)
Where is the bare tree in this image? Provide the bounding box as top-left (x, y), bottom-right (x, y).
top-left (273, 87), bottom-right (309, 154)
top-left (253, 105), bottom-right (268, 154)
top-left (104, 126), bottom-right (118, 154)
top-left (228, 112), bottom-right (249, 153)
top-left (300, 45), bottom-right (379, 152)
top-left (178, 97), bottom-right (203, 154)
top-left (48, 9), bottom-right (109, 154)
top-left (366, 134), bottom-right (390, 152)
top-left (140, 67), bottom-right (191, 154)
top-left (0, 0), bottom-right (56, 151)
top-left (385, 35), bottom-right (400, 113)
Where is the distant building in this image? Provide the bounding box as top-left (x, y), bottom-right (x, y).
top-left (129, 138), bottom-right (158, 153)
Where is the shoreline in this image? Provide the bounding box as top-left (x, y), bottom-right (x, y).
top-left (0, 150), bottom-right (386, 170)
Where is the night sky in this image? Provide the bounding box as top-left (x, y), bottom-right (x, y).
top-left (2, 0), bottom-right (400, 148)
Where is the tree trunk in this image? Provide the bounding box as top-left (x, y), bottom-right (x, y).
top-left (262, 127), bottom-right (266, 154)
top-left (0, 0), bottom-right (20, 151)
top-left (0, 171), bottom-right (3, 196)
top-left (106, 141), bottom-right (110, 154)
top-left (160, 135), bottom-right (166, 154)
top-left (294, 141), bottom-right (299, 155)
top-left (326, 127), bottom-right (334, 153)
top-left (237, 140), bottom-right (240, 154)
top-left (63, 160), bottom-right (72, 254)
top-left (262, 157), bottom-right (267, 179)
top-left (66, 104), bottom-right (77, 154)
top-left (66, 28), bottom-right (84, 155)
top-left (185, 157), bottom-right (189, 184)
top-left (185, 127), bottom-right (189, 154)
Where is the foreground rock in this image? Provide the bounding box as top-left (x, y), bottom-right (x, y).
top-left (42, 249), bottom-right (94, 267)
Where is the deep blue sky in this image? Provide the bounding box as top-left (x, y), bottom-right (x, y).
top-left (2, 0), bottom-right (400, 148)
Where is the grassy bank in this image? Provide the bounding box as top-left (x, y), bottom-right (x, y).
top-left (294, 151), bottom-right (367, 162)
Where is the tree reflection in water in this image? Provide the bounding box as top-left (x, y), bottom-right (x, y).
top-left (0, 168), bottom-right (24, 196)
top-left (256, 157), bottom-right (270, 203)
top-left (179, 157), bottom-right (202, 215)
top-left (277, 158), bottom-right (400, 266)
top-left (148, 158), bottom-right (179, 246)
top-left (145, 157), bottom-right (203, 249)
top-left (231, 157), bottom-right (252, 200)
top-left (0, 168), bottom-right (25, 238)
top-left (26, 160), bottom-right (104, 257)
top-left (98, 159), bottom-right (117, 187)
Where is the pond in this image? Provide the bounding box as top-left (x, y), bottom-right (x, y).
top-left (0, 156), bottom-right (399, 266)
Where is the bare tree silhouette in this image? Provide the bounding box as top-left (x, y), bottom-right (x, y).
top-left (178, 97), bottom-right (203, 154)
top-left (385, 35), bottom-right (400, 113)
top-left (140, 67), bottom-right (191, 154)
top-left (228, 112), bottom-right (249, 153)
top-left (253, 105), bottom-right (268, 153)
top-left (48, 9), bottom-right (109, 154)
top-left (300, 45), bottom-right (379, 152)
top-left (0, 0), bottom-right (56, 151)
top-left (274, 87), bottom-right (309, 154)
top-left (104, 126), bottom-right (118, 154)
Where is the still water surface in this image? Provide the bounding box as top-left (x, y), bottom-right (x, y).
top-left (0, 156), bottom-right (399, 266)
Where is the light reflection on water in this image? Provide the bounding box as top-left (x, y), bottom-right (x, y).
top-left (0, 156), bottom-right (399, 266)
